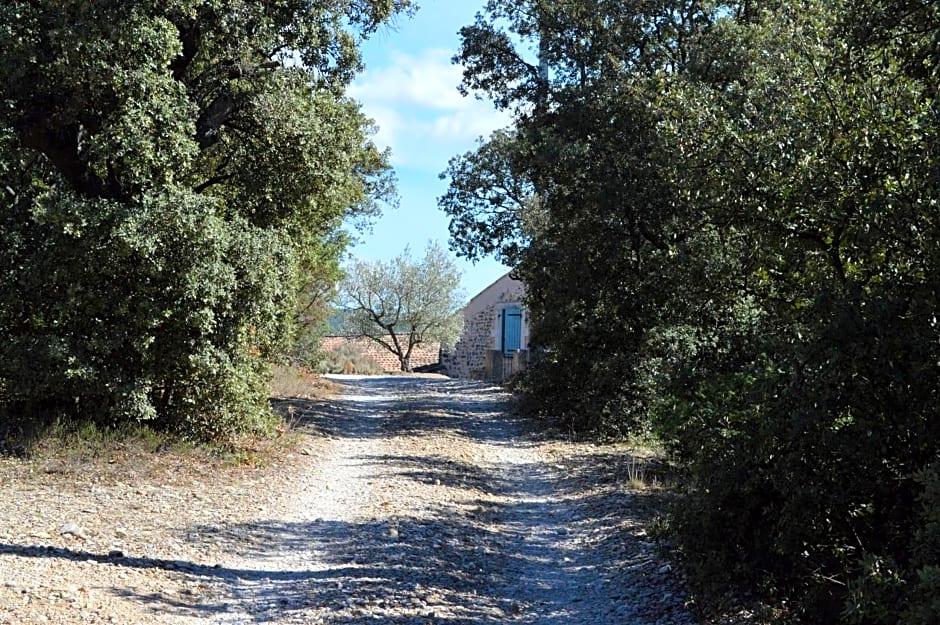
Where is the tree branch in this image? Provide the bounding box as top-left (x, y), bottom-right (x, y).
top-left (170, 20), bottom-right (201, 82)
top-left (15, 115), bottom-right (124, 199)
top-left (195, 93), bottom-right (238, 149)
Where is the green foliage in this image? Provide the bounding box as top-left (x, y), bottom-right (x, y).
top-left (446, 0), bottom-right (713, 435)
top-left (443, 0), bottom-right (940, 621)
top-left (842, 463), bottom-right (940, 625)
top-left (440, 129), bottom-right (537, 264)
top-left (0, 0), bottom-right (408, 440)
top-left (338, 242), bottom-right (463, 372)
top-left (286, 236), bottom-right (349, 368)
top-left (657, 3), bottom-right (940, 620)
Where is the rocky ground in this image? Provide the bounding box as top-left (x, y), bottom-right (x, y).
top-left (0, 375), bottom-right (698, 624)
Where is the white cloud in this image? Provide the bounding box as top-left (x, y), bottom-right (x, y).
top-left (430, 105), bottom-right (512, 141)
top-left (350, 48), bottom-right (512, 170)
top-left (349, 49), bottom-right (467, 110)
top-left (360, 105), bottom-right (403, 150)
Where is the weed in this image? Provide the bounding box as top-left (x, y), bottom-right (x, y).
top-left (625, 454), bottom-right (664, 491)
top-left (269, 364), bottom-right (337, 398)
top-left (282, 405), bottom-right (303, 431)
top-left (317, 344), bottom-right (384, 375)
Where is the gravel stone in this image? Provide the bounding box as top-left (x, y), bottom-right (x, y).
top-left (57, 523), bottom-right (87, 540)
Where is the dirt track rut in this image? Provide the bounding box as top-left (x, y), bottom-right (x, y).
top-left (209, 375), bottom-right (697, 624)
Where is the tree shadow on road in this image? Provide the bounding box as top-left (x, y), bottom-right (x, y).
top-left (253, 375), bottom-right (693, 624)
top-left (0, 450), bottom-right (691, 625)
top-left (0, 442), bottom-right (692, 625)
top-left (272, 376), bottom-right (528, 446)
top-left (0, 376), bottom-right (694, 623)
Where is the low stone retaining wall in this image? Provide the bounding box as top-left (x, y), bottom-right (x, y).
top-left (321, 336), bottom-right (441, 372)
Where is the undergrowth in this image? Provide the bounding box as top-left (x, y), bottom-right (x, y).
top-left (316, 344), bottom-right (384, 375)
top-left (0, 363), bottom-right (334, 467)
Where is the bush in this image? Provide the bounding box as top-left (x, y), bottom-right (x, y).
top-left (0, 190), bottom-right (288, 442)
top-left (664, 292), bottom-right (940, 623)
top-left (842, 463), bottom-right (940, 625)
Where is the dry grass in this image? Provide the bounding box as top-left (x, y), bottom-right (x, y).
top-left (0, 424), bottom-right (319, 500)
top-left (625, 453), bottom-right (664, 491)
top-left (1, 422), bottom-right (239, 490)
top-left (319, 345), bottom-right (385, 375)
top-left (269, 364), bottom-right (341, 399)
top-left (0, 364), bottom-right (338, 484)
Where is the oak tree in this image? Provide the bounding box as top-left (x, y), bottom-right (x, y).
top-left (0, 0), bottom-right (409, 439)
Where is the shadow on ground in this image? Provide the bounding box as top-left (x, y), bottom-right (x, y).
top-left (0, 459), bottom-right (681, 625)
top-left (0, 376), bottom-right (691, 624)
top-left (273, 376), bottom-right (527, 446)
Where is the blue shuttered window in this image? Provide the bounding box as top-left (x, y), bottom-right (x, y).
top-left (501, 306), bottom-right (523, 353)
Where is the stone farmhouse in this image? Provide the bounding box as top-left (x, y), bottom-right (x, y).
top-left (443, 272), bottom-right (529, 380)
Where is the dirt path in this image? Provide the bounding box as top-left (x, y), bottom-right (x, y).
top-left (0, 375), bottom-right (697, 624)
top-left (208, 375), bottom-right (697, 624)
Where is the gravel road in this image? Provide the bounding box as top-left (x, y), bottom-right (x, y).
top-left (0, 375), bottom-right (698, 624)
top-left (209, 375), bottom-right (697, 624)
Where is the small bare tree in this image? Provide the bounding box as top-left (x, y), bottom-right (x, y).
top-left (338, 242), bottom-right (464, 371)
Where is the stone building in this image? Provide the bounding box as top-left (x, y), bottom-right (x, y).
top-left (443, 272), bottom-right (529, 380)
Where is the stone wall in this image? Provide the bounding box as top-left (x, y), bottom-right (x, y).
top-left (321, 336), bottom-right (440, 372)
top-left (443, 305), bottom-right (499, 379)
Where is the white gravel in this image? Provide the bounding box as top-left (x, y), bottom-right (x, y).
top-left (207, 375), bottom-right (698, 624)
top-left (0, 374), bottom-right (698, 625)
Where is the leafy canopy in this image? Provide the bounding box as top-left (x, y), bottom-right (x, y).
top-left (0, 0), bottom-right (410, 439)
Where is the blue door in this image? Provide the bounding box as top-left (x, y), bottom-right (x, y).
top-left (501, 306), bottom-right (523, 353)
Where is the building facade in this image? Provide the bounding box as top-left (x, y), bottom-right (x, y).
top-left (443, 273), bottom-right (529, 380)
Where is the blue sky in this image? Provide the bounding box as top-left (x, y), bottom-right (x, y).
top-left (346, 1), bottom-right (513, 300)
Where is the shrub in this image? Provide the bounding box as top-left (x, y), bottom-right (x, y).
top-left (664, 292), bottom-right (940, 623)
top-left (0, 191), bottom-right (287, 442)
top-left (842, 463), bottom-right (940, 625)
